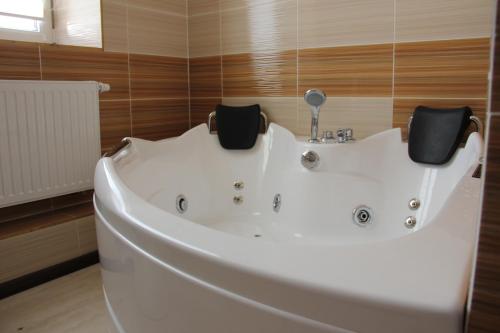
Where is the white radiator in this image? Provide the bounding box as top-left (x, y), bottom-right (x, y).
top-left (0, 80), bottom-right (104, 208)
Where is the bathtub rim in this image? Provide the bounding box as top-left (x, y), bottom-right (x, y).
top-left (94, 148), bottom-right (481, 330)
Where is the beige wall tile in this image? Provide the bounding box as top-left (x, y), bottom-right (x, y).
top-left (102, 0), bottom-right (128, 53)
top-left (220, 0), bottom-right (278, 11)
top-left (298, 97), bottom-right (393, 139)
top-left (188, 0), bottom-right (219, 16)
top-left (221, 0), bottom-right (297, 54)
top-left (53, 0), bottom-right (102, 48)
top-left (128, 6), bottom-right (188, 57)
top-left (222, 97), bottom-right (298, 133)
top-left (76, 216), bottom-right (97, 255)
top-left (189, 12), bottom-right (221, 57)
top-left (298, 0), bottom-right (394, 49)
top-left (0, 222), bottom-right (80, 283)
top-left (396, 0), bottom-right (495, 42)
top-left (128, 0), bottom-right (187, 15)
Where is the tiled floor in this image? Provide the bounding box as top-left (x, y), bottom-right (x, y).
top-left (0, 265), bottom-right (111, 333)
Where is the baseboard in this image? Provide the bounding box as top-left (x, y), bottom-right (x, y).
top-left (0, 251), bottom-right (99, 300)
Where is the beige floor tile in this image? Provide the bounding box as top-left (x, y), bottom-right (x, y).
top-left (0, 265), bottom-right (110, 333)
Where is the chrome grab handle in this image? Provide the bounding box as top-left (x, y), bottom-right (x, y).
top-left (407, 115), bottom-right (483, 137)
top-left (407, 116), bottom-right (413, 136)
top-left (208, 111), bottom-right (216, 133)
top-left (103, 137), bottom-right (132, 157)
top-left (469, 116), bottom-right (483, 136)
top-left (207, 111), bottom-right (268, 134)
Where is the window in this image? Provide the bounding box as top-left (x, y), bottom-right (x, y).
top-left (0, 0), bottom-right (53, 43)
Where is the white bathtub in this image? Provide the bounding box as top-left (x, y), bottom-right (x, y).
top-left (94, 124), bottom-right (483, 333)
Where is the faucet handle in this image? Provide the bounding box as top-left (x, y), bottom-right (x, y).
top-left (337, 129), bottom-right (346, 143)
top-left (336, 128), bottom-right (354, 143)
top-left (321, 130), bottom-right (335, 143)
top-left (345, 128), bottom-right (354, 141)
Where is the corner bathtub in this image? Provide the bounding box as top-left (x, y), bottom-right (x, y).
top-left (94, 124), bottom-right (483, 333)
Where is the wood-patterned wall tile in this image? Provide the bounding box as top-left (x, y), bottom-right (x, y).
top-left (190, 98), bottom-right (221, 127)
top-left (394, 38), bottom-right (490, 98)
top-left (188, 0), bottom-right (219, 16)
top-left (219, 0), bottom-right (264, 11)
top-left (396, 0), bottom-right (494, 42)
top-left (99, 100), bottom-right (131, 154)
top-left (128, 0), bottom-right (187, 16)
top-left (468, 9), bottom-right (500, 331)
top-left (0, 210), bottom-right (75, 241)
top-left (130, 54), bottom-right (189, 99)
top-left (40, 45), bottom-right (129, 100)
top-left (222, 50), bottom-right (297, 97)
top-left (393, 98), bottom-right (487, 140)
top-left (299, 0), bottom-right (394, 49)
top-left (491, 9), bottom-right (500, 115)
top-left (51, 191), bottom-right (94, 210)
top-left (102, 0), bottom-right (128, 53)
top-left (0, 191), bottom-right (93, 234)
top-left (0, 40), bottom-right (41, 80)
top-left (0, 222), bottom-right (80, 282)
top-left (128, 6), bottom-right (187, 57)
top-left (299, 44), bottom-right (393, 97)
top-left (131, 99), bottom-right (189, 140)
top-left (188, 12), bottom-right (221, 58)
top-left (62, 203), bottom-right (94, 220)
top-left (52, 0), bottom-right (102, 48)
top-left (189, 56), bottom-right (222, 98)
top-left (76, 216), bottom-right (97, 255)
top-left (0, 199), bottom-right (52, 224)
top-left (469, 115), bottom-right (500, 331)
top-left (221, 0), bottom-right (297, 54)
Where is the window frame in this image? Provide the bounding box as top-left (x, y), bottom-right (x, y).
top-left (0, 0), bottom-right (53, 43)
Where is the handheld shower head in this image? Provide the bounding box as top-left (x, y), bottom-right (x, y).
top-left (304, 89), bottom-right (326, 142)
top-left (304, 89), bottom-right (327, 110)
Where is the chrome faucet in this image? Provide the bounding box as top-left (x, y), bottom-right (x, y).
top-left (336, 128), bottom-right (355, 143)
top-left (304, 89), bottom-right (327, 143)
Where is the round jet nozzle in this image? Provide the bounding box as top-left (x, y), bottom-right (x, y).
top-left (304, 89), bottom-right (326, 108)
